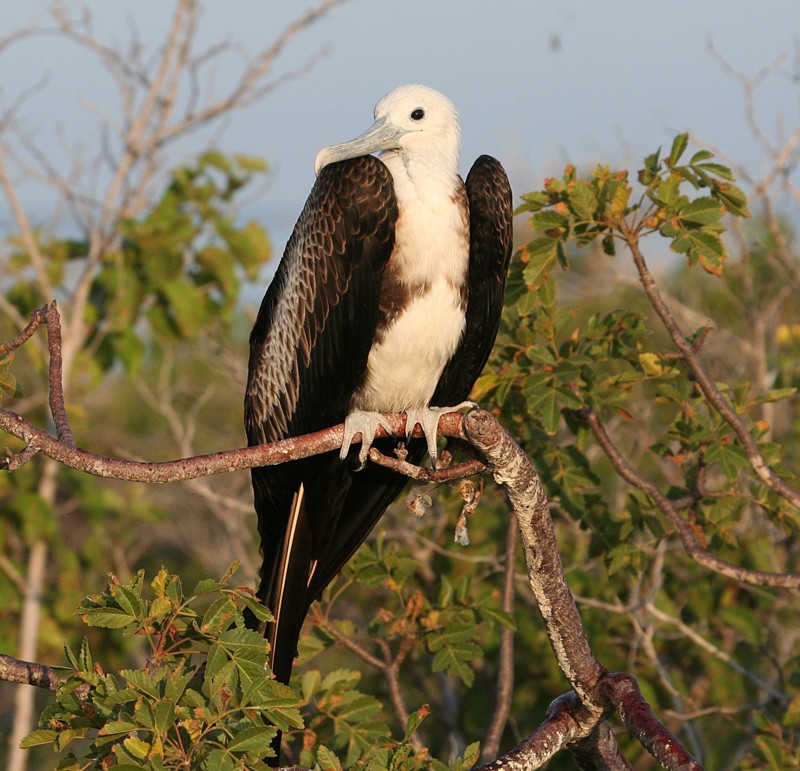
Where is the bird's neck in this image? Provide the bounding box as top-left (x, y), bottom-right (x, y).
top-left (379, 149), bottom-right (461, 207)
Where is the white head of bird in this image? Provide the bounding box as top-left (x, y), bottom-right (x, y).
top-left (314, 84), bottom-right (462, 179)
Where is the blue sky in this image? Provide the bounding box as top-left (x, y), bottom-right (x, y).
top-left (1, 1), bottom-right (798, 243)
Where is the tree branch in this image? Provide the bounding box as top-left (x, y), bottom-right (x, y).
top-left (481, 513), bottom-right (517, 761)
top-left (576, 404), bottom-right (800, 588)
top-left (625, 235), bottom-right (800, 512)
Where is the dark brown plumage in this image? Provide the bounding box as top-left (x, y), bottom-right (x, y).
top-left (244, 153), bottom-right (512, 692)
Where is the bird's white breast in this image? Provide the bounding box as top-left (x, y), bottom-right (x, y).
top-left (352, 155), bottom-right (469, 413)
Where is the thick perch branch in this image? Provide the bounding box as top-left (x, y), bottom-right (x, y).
top-left (465, 411), bottom-right (703, 770)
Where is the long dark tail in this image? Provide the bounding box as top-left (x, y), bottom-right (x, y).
top-left (262, 484), bottom-right (313, 684)
top-left (249, 443), bottom-right (421, 765)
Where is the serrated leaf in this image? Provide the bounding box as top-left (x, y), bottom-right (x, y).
top-left (696, 160), bottom-right (734, 180)
top-left (705, 440), bottom-right (748, 478)
top-left (689, 231), bottom-right (726, 276)
top-left (204, 749), bottom-right (238, 771)
top-left (404, 705), bottom-right (430, 739)
top-left (523, 374), bottom-right (561, 434)
top-left (19, 729), bottom-right (59, 748)
top-left (316, 744), bottom-right (342, 770)
top-left (430, 642), bottom-right (480, 686)
top-left (522, 239), bottom-right (557, 290)
top-left (82, 607), bottom-right (139, 629)
top-left (123, 736), bottom-right (150, 759)
top-left (321, 668), bottom-right (361, 693)
top-left (689, 149), bottom-right (714, 164)
top-left (192, 578), bottom-right (223, 595)
top-left (567, 182), bottom-right (598, 220)
top-left (226, 725), bottom-right (278, 754)
top-left (99, 718), bottom-right (141, 736)
top-left (201, 595), bottom-right (237, 634)
top-left (680, 197), bottom-right (723, 228)
top-left (529, 210), bottom-right (568, 232)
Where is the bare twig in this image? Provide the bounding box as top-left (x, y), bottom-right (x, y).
top-left (368, 446), bottom-right (486, 482)
top-left (577, 405), bottom-right (800, 588)
top-left (625, 235), bottom-right (800, 512)
top-left (481, 513), bottom-right (517, 761)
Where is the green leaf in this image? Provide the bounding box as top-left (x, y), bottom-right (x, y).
top-left (523, 373), bottom-right (561, 434)
top-left (316, 744), bottom-right (342, 770)
top-left (404, 705), bottom-right (430, 738)
top-left (193, 578), bottom-right (224, 595)
top-left (705, 440), bottom-right (748, 478)
top-left (226, 725), bottom-right (278, 754)
top-left (98, 718), bottom-right (141, 736)
top-left (688, 230), bottom-right (726, 275)
top-left (668, 133), bottom-right (689, 167)
top-left (200, 595), bottom-right (237, 634)
top-left (19, 729), bottom-right (59, 748)
top-left (679, 197), bottom-right (723, 228)
top-left (689, 149), bottom-right (714, 164)
top-left (112, 585), bottom-right (144, 619)
top-left (529, 210), bottom-right (568, 232)
top-left (123, 736), bottom-right (150, 759)
top-left (567, 182), bottom-right (598, 220)
top-left (695, 160), bottom-right (734, 180)
top-left (82, 607), bottom-right (139, 629)
top-left (522, 239), bottom-right (557, 290)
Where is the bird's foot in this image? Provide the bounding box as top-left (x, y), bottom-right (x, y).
top-left (405, 401), bottom-right (477, 466)
top-left (341, 410), bottom-right (395, 468)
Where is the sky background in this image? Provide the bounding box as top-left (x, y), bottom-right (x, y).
top-left (1, 1), bottom-right (799, 247)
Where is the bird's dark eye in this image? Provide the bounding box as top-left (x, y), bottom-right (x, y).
top-left (410, 108), bottom-right (425, 121)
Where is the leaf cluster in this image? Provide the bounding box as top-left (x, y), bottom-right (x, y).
top-left (21, 564), bottom-right (487, 770)
top-left (21, 563), bottom-right (299, 770)
top-left (517, 132), bottom-right (749, 277)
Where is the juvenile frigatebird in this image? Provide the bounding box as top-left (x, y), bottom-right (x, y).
top-left (245, 84), bottom-right (512, 690)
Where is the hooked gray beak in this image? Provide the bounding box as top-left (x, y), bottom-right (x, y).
top-left (314, 117), bottom-right (403, 176)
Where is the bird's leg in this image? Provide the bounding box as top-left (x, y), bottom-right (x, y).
top-left (405, 401), bottom-right (477, 466)
top-left (341, 410), bottom-right (396, 468)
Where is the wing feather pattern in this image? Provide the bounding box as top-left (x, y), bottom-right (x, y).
top-left (244, 156), bottom-right (397, 683)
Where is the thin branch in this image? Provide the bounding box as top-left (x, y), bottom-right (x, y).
top-left (577, 405), bottom-right (800, 588)
top-left (368, 446), bottom-right (485, 482)
top-left (42, 302), bottom-right (73, 444)
top-left (600, 674), bottom-right (703, 771)
top-left (625, 236), bottom-right (800, 512)
top-left (481, 513), bottom-right (517, 761)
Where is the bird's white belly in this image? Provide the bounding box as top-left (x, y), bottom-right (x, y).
top-left (350, 154), bottom-right (469, 414)
top-left (354, 278), bottom-right (465, 412)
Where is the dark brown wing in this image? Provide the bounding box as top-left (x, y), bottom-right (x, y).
top-left (432, 155), bottom-right (513, 405)
top-left (244, 155), bottom-right (397, 683)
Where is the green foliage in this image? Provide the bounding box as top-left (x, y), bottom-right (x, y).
top-left (516, 132), bottom-right (749, 277)
top-left (22, 564), bottom-right (295, 769)
top-left (90, 151), bottom-right (270, 372)
top-left (490, 136), bottom-right (798, 556)
top-left (22, 566), bottom-right (486, 770)
top-left (288, 530), bottom-right (512, 766)
top-left (479, 135), bottom-right (800, 766)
